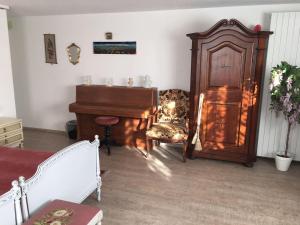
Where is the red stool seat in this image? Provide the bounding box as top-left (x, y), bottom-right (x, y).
top-left (95, 116), bottom-right (119, 126)
top-left (95, 116), bottom-right (119, 155)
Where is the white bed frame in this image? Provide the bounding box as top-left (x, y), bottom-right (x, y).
top-left (20, 135), bottom-right (101, 220)
top-left (0, 136), bottom-right (101, 224)
top-left (0, 181), bottom-right (22, 225)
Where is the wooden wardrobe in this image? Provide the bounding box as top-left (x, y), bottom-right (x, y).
top-left (186, 19), bottom-right (272, 166)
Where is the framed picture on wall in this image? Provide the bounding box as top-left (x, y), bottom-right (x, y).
top-left (44, 34), bottom-right (57, 64)
top-left (93, 42), bottom-right (136, 54)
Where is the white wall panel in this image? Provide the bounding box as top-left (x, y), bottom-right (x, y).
top-left (257, 12), bottom-right (300, 161)
top-left (0, 9), bottom-right (16, 117)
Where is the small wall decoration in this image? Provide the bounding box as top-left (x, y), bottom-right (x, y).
top-left (44, 34), bottom-right (57, 64)
top-left (93, 42), bottom-right (136, 54)
top-left (66, 43), bottom-right (81, 65)
top-left (105, 32), bottom-right (113, 40)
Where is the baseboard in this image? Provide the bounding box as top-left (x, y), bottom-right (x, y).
top-left (24, 127), bottom-right (66, 135)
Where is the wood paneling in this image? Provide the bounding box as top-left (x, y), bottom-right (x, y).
top-left (199, 32), bottom-right (255, 155)
top-left (209, 45), bottom-right (243, 88)
top-left (204, 102), bottom-right (240, 146)
top-left (257, 12), bottom-right (300, 161)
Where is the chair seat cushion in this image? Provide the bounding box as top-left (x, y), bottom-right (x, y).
top-left (146, 123), bottom-right (188, 142)
top-left (95, 116), bottom-right (119, 126)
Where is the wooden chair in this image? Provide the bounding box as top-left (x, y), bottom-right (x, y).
top-left (146, 89), bottom-right (189, 162)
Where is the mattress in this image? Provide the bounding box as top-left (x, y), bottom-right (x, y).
top-left (0, 147), bottom-right (53, 195)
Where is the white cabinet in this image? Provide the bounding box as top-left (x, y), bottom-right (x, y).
top-left (0, 117), bottom-right (23, 148)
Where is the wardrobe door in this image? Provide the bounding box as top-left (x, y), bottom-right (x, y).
top-left (199, 35), bottom-right (257, 154)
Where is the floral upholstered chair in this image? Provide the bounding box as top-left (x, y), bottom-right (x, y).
top-left (146, 89), bottom-right (189, 162)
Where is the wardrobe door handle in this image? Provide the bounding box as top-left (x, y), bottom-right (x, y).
top-left (244, 78), bottom-right (253, 89)
top-left (245, 78), bottom-right (251, 84)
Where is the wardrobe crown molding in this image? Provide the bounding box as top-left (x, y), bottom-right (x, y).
top-left (187, 19), bottom-right (273, 40)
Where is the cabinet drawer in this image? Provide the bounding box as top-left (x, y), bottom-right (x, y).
top-left (0, 128), bottom-right (22, 140)
top-left (0, 138), bottom-right (5, 145)
top-left (4, 133), bottom-right (23, 145)
top-left (0, 123), bottom-right (22, 134)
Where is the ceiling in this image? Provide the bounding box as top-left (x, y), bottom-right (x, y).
top-left (0, 0), bottom-right (299, 16)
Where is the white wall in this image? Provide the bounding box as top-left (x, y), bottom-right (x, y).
top-left (9, 4), bottom-right (300, 131)
top-left (257, 12), bottom-right (300, 161)
top-left (0, 9), bottom-right (16, 117)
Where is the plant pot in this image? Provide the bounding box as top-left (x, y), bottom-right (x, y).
top-left (275, 153), bottom-right (293, 171)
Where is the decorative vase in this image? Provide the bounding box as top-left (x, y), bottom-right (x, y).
top-left (143, 75), bottom-right (152, 88)
top-left (106, 78), bottom-right (113, 86)
top-left (275, 152), bottom-right (293, 171)
top-left (82, 75), bottom-right (92, 85)
top-left (128, 77), bottom-right (133, 87)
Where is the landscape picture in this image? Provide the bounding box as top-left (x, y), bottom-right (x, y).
top-left (93, 42), bottom-right (136, 54)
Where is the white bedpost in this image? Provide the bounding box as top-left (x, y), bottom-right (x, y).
top-left (19, 176), bottom-right (29, 221)
top-left (97, 210), bottom-right (103, 225)
top-left (95, 135), bottom-right (102, 202)
top-left (11, 180), bottom-right (22, 225)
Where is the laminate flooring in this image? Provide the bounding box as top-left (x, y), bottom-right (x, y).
top-left (23, 128), bottom-right (300, 225)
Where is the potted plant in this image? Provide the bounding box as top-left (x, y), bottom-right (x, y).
top-left (269, 61), bottom-right (300, 171)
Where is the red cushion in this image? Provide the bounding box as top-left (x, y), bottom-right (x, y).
top-left (95, 116), bottom-right (119, 126)
top-left (23, 199), bottom-right (102, 225)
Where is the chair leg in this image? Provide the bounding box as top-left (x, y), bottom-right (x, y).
top-left (155, 140), bottom-right (160, 146)
top-left (182, 142), bottom-right (188, 162)
top-left (146, 137), bottom-right (152, 157)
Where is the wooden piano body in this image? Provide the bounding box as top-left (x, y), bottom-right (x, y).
top-left (69, 85), bottom-right (158, 149)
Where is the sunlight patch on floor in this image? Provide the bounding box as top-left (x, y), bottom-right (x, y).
top-left (124, 145), bottom-right (173, 180)
top-left (152, 147), bottom-right (170, 159)
top-left (146, 154), bottom-right (172, 180)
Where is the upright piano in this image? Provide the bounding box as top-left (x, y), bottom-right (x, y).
top-left (69, 85), bottom-right (158, 149)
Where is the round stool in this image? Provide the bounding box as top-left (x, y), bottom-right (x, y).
top-left (95, 116), bottom-right (119, 155)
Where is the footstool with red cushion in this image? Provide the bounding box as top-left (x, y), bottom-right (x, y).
top-left (95, 116), bottom-right (119, 155)
top-left (23, 199), bottom-right (103, 225)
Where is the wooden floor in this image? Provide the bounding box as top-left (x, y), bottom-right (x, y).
top-left (24, 128), bottom-right (300, 225)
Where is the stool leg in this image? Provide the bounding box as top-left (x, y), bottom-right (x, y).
top-left (105, 126), bottom-right (111, 155)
